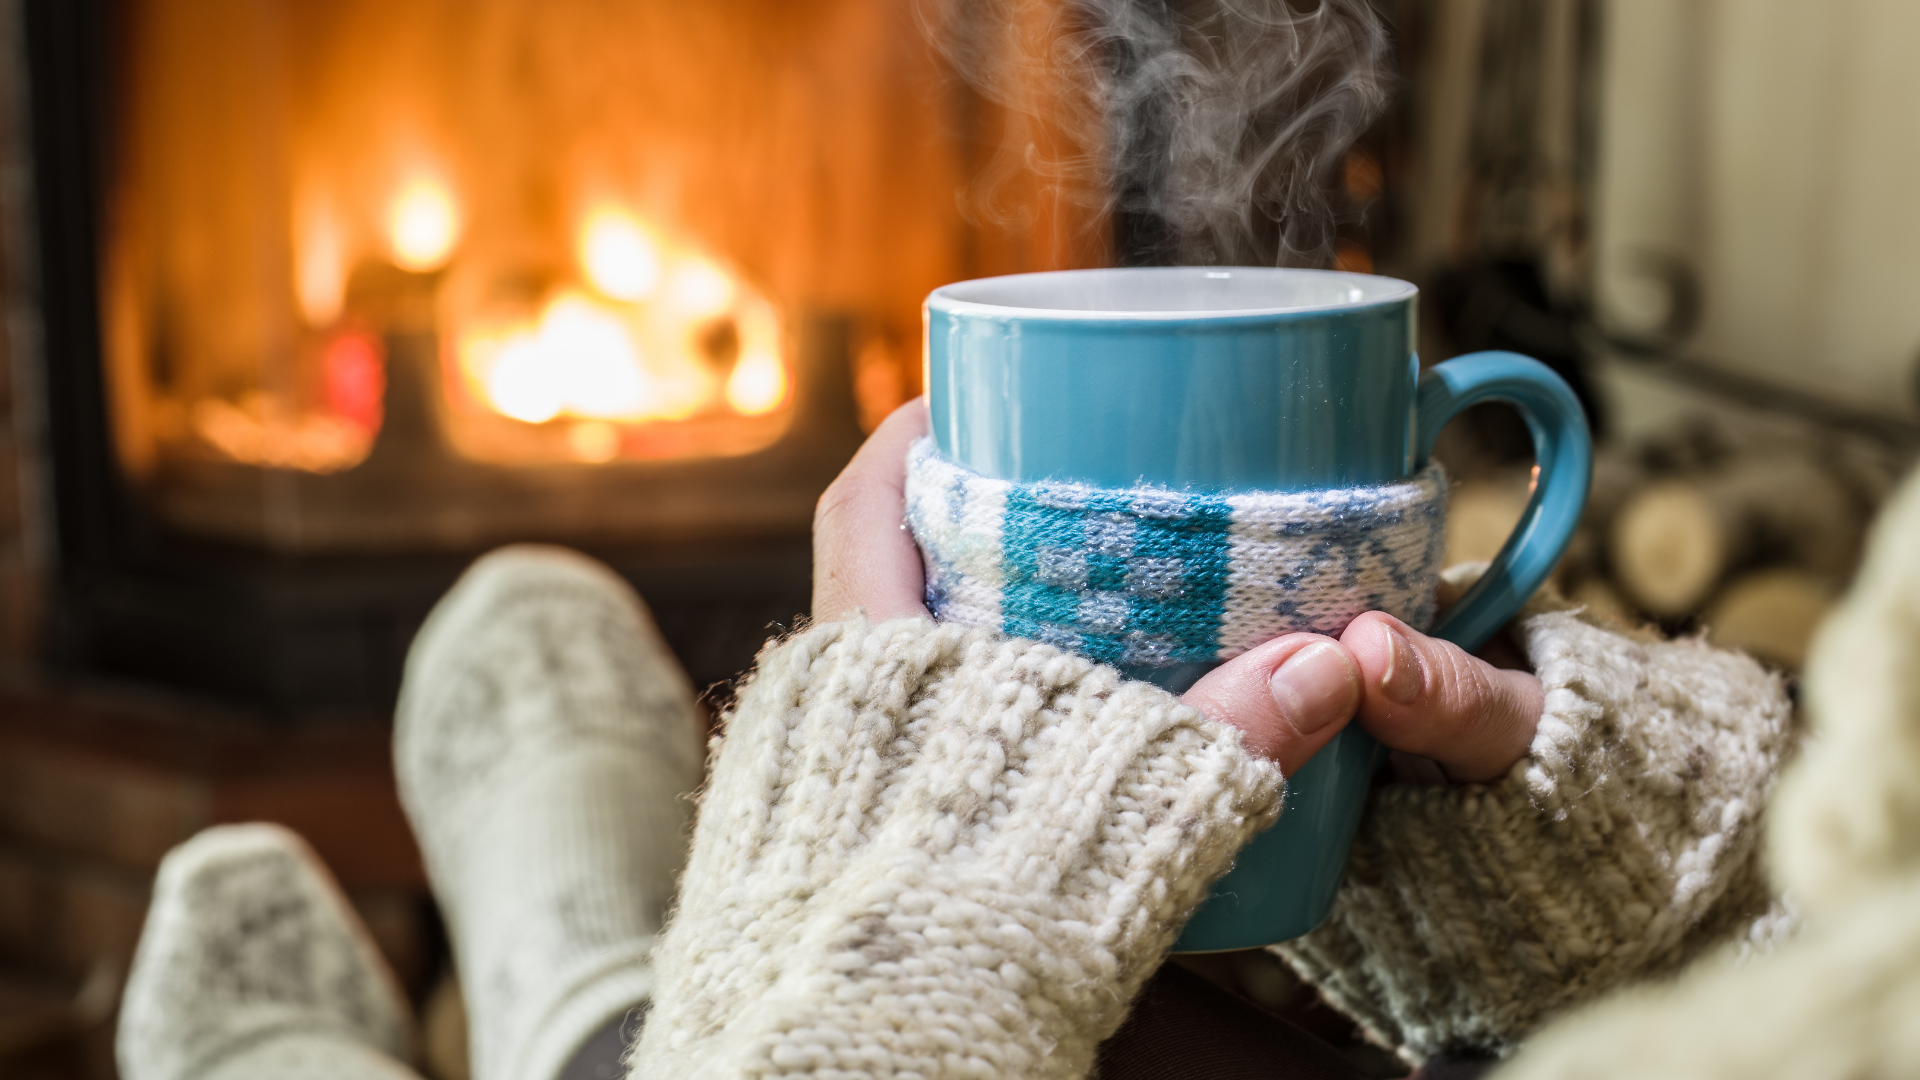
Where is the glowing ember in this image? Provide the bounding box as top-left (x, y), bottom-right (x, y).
top-left (191, 393), bottom-right (372, 473)
top-left (579, 207), bottom-right (661, 301)
top-left (321, 331), bottom-right (384, 433)
top-left (568, 421), bottom-right (620, 463)
top-left (387, 175), bottom-right (460, 272)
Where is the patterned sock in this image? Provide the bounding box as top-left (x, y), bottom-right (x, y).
top-left (116, 824), bottom-right (419, 1080)
top-left (905, 436), bottom-right (1449, 674)
top-left (394, 546), bottom-right (708, 1080)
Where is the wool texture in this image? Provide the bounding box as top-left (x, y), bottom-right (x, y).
top-left (116, 824), bottom-right (417, 1080)
top-left (395, 546), bottom-right (707, 1080)
top-left (904, 438), bottom-right (1449, 671)
top-left (629, 617), bottom-right (1286, 1080)
top-left (1492, 870), bottom-right (1918, 1080)
top-left (1273, 594), bottom-right (1796, 1063)
top-left (1489, 463), bottom-right (1920, 1080)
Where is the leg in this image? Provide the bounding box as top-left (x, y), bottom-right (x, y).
top-left (396, 545), bottom-right (707, 1080)
top-left (117, 823), bottom-right (421, 1080)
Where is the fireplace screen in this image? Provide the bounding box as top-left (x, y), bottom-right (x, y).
top-left (100, 0), bottom-right (1086, 551)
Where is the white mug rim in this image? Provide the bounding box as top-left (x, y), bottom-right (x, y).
top-left (927, 266), bottom-right (1417, 322)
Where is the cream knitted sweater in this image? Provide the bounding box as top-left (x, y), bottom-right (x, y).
top-left (631, 587), bottom-right (1795, 1077)
top-left (1491, 465), bottom-right (1920, 1080)
top-left (1276, 601), bottom-right (1795, 1061)
top-left (630, 620), bottom-right (1286, 1078)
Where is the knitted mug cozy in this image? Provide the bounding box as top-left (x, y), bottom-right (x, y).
top-left (904, 437), bottom-right (1450, 670)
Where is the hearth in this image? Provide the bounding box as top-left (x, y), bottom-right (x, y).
top-left (18, 0), bottom-right (1088, 711)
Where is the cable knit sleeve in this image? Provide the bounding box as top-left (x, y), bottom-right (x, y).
top-left (630, 616), bottom-right (1284, 1080)
top-left (1272, 605), bottom-right (1796, 1062)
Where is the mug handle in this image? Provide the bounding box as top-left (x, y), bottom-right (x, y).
top-left (1416, 351), bottom-right (1593, 653)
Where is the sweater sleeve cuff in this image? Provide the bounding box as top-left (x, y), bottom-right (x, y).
top-left (636, 616), bottom-right (1286, 1079)
top-left (1273, 606), bottom-right (1793, 1061)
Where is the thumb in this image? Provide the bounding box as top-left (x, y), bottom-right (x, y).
top-left (1339, 612), bottom-right (1544, 783)
top-left (1181, 634), bottom-right (1361, 777)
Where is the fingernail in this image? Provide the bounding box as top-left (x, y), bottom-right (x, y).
top-left (1270, 642), bottom-right (1360, 735)
top-left (1379, 624), bottom-right (1423, 704)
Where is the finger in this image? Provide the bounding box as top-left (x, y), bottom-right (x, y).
top-left (1182, 634), bottom-right (1361, 777)
top-left (1339, 612), bottom-right (1545, 783)
top-left (812, 398), bottom-right (932, 624)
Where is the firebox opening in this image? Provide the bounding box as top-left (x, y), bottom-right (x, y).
top-left (100, 0), bottom-right (1075, 557)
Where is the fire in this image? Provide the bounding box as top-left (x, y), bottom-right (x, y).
top-left (727, 351), bottom-right (787, 415)
top-left (666, 259), bottom-right (735, 316)
top-left (460, 289), bottom-right (711, 426)
top-left (580, 207), bottom-right (661, 301)
top-left (523, 293), bottom-right (654, 419)
top-left (294, 196), bottom-right (347, 326)
top-left (387, 175), bottom-right (461, 272)
top-left (448, 205), bottom-right (790, 459)
top-left (478, 334), bottom-right (564, 424)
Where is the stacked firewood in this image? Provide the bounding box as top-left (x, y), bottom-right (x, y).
top-left (1444, 415), bottom-right (1916, 671)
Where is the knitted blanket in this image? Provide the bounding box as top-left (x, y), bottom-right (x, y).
top-left (904, 437), bottom-right (1450, 671)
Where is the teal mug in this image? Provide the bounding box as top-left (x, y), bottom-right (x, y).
top-left (918, 266), bottom-right (1591, 951)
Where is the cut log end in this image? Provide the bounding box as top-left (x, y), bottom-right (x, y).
top-left (1705, 569), bottom-right (1837, 669)
top-left (1611, 479), bottom-right (1729, 618)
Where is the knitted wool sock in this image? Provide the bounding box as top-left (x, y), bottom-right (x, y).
top-left (904, 438), bottom-right (1449, 674)
top-left (394, 546), bottom-right (707, 1080)
top-left (116, 823), bottom-right (418, 1080)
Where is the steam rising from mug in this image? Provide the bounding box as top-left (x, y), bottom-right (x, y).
top-left (921, 0), bottom-right (1390, 267)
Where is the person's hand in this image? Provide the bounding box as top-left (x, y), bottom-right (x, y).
top-left (1181, 612), bottom-right (1546, 783)
top-left (1337, 611), bottom-right (1545, 783)
top-left (811, 399), bottom-right (934, 626)
top-left (813, 398), bottom-right (1543, 782)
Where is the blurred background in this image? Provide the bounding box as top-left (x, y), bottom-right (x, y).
top-left (0, 0), bottom-right (1916, 1076)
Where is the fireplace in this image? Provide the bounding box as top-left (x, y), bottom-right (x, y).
top-left (21, 0), bottom-right (1097, 711)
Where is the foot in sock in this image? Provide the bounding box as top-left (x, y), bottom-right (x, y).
top-left (395, 544), bottom-right (708, 1080)
top-left (117, 823), bottom-right (419, 1080)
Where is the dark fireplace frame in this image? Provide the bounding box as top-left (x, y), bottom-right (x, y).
top-left (19, 0), bottom-right (860, 714)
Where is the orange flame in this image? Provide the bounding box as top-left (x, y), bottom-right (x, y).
top-left (387, 175), bottom-right (461, 271)
top-left (579, 207), bottom-right (661, 301)
top-left (450, 205), bottom-right (788, 448)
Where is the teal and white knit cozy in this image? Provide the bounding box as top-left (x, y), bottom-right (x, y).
top-left (905, 438), bottom-right (1450, 669)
